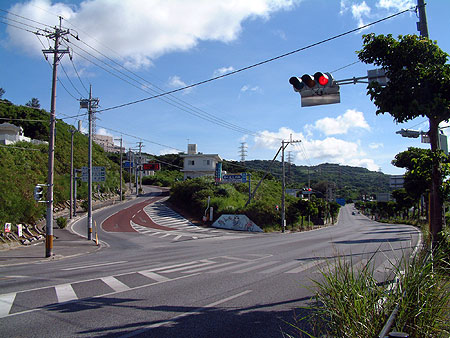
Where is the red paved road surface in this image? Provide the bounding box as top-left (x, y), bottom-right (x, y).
top-left (102, 197), bottom-right (176, 232)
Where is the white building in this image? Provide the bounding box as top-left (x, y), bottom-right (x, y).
top-left (181, 144), bottom-right (222, 180)
top-left (0, 123), bottom-right (47, 145)
top-left (93, 134), bottom-right (125, 153)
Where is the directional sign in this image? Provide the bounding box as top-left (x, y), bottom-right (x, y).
top-left (122, 161), bottom-right (134, 169)
top-left (81, 166), bottom-right (106, 182)
top-left (222, 173), bottom-right (247, 183)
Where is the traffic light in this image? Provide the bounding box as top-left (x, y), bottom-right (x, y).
top-left (289, 72), bottom-right (340, 107)
top-left (34, 185), bottom-right (44, 201)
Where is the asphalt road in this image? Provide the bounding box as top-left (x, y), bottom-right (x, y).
top-left (0, 187), bottom-right (421, 337)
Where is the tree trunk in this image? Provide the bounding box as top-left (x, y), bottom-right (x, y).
top-left (428, 117), bottom-right (443, 244)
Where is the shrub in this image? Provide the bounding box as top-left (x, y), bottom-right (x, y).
top-left (56, 216), bottom-right (67, 229)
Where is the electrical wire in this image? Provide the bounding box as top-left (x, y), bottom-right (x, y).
top-left (64, 40), bottom-right (260, 136)
top-left (95, 6), bottom-right (414, 114)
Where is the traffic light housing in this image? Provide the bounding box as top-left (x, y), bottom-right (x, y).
top-left (34, 185), bottom-right (44, 201)
top-left (289, 72), bottom-right (340, 107)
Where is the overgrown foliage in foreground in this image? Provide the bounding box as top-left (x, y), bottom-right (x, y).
top-left (289, 235), bottom-right (450, 338)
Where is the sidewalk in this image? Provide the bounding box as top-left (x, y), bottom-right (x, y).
top-left (0, 223), bottom-right (101, 267)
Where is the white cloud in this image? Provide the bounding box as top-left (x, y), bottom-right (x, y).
top-left (253, 127), bottom-right (379, 171)
top-left (351, 1), bottom-right (371, 28)
top-left (340, 0), bottom-right (413, 28)
top-left (240, 85), bottom-right (262, 93)
top-left (6, 0), bottom-right (296, 68)
top-left (96, 127), bottom-right (114, 137)
top-left (213, 66), bottom-right (235, 77)
top-left (369, 142), bottom-right (383, 149)
top-left (307, 109), bottom-right (370, 136)
top-left (376, 0), bottom-right (414, 11)
top-left (159, 148), bottom-right (180, 155)
top-left (168, 75), bottom-right (192, 94)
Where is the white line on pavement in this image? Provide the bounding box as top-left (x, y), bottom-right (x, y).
top-left (55, 284), bottom-right (78, 303)
top-left (0, 293), bottom-right (16, 318)
top-left (101, 276), bottom-right (131, 293)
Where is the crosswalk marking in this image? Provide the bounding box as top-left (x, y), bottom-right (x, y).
top-left (260, 260), bottom-right (300, 274)
top-left (138, 271), bottom-right (170, 282)
top-left (0, 293), bottom-right (16, 318)
top-left (207, 260), bottom-right (255, 273)
top-left (0, 255), bottom-right (389, 319)
top-left (101, 276), bottom-right (131, 292)
top-left (55, 284), bottom-right (78, 303)
top-left (285, 259), bottom-right (325, 274)
top-left (159, 260), bottom-right (215, 274)
top-left (182, 261), bottom-right (235, 274)
top-left (233, 261), bottom-right (280, 274)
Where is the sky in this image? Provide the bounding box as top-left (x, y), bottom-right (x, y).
top-left (1, 0), bottom-right (450, 175)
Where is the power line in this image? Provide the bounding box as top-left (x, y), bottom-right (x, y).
top-left (96, 6), bottom-right (413, 114)
top-left (64, 39), bottom-right (260, 136)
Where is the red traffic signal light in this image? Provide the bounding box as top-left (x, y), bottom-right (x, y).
top-left (314, 72), bottom-right (329, 86)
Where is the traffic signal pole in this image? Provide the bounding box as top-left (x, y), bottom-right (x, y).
top-left (42, 17), bottom-right (69, 257)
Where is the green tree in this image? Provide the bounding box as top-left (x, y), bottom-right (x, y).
top-left (0, 88), bottom-right (5, 99)
top-left (358, 34), bottom-right (450, 243)
top-left (26, 98), bottom-right (40, 108)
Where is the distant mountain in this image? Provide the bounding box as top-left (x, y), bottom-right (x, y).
top-left (225, 160), bottom-right (391, 201)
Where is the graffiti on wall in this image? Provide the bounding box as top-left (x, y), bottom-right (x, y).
top-left (212, 214), bottom-right (263, 232)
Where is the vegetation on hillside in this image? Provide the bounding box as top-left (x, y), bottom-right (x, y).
top-left (0, 101), bottom-right (122, 225)
top-left (169, 175), bottom-right (341, 231)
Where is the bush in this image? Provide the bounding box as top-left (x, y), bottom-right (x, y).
top-left (56, 216), bottom-right (67, 229)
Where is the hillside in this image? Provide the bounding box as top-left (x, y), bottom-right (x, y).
top-left (0, 100), bottom-right (122, 225)
top-left (223, 160), bottom-right (391, 201)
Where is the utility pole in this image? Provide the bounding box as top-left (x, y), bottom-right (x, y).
top-left (417, 0), bottom-right (429, 38)
top-left (115, 137), bottom-right (123, 201)
top-left (128, 149), bottom-right (132, 192)
top-left (42, 17), bottom-right (70, 257)
top-left (281, 137), bottom-right (301, 233)
top-left (137, 141), bottom-right (144, 192)
top-left (69, 128), bottom-right (76, 219)
top-left (80, 86), bottom-right (99, 241)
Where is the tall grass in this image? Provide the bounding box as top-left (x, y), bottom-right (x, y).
top-left (289, 244), bottom-right (450, 338)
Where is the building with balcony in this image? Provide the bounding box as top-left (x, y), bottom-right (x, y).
top-left (181, 144), bottom-right (222, 180)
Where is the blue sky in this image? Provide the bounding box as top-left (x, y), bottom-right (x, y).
top-left (1, 0), bottom-right (449, 175)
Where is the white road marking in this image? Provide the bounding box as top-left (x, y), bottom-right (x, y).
top-left (101, 276), bottom-right (130, 293)
top-left (173, 235), bottom-right (182, 241)
top-left (138, 271), bottom-right (170, 282)
top-left (182, 261), bottom-right (235, 274)
top-left (285, 259), bottom-right (325, 274)
top-left (119, 290), bottom-right (253, 337)
top-left (207, 260), bottom-right (255, 273)
top-left (233, 261), bottom-right (279, 274)
top-left (260, 260), bottom-right (300, 274)
top-left (0, 293), bottom-right (16, 318)
top-left (55, 284), bottom-right (78, 303)
top-left (159, 260), bottom-right (214, 274)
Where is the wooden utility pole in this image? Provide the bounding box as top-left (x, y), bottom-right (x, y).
top-left (42, 17), bottom-right (70, 257)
